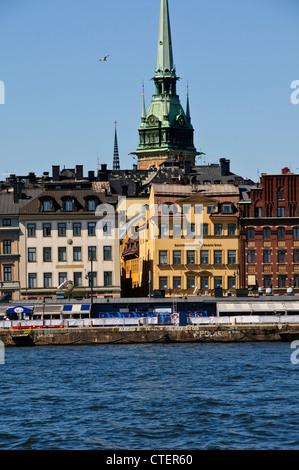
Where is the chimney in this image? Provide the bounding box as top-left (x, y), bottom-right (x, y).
top-left (76, 165), bottom-right (83, 180)
top-left (220, 158), bottom-right (230, 176)
top-left (88, 171), bottom-right (95, 181)
top-left (281, 167), bottom-right (290, 174)
top-left (52, 165), bottom-right (60, 181)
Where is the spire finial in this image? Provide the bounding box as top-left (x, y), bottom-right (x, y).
top-left (142, 80), bottom-right (146, 121)
top-left (156, 0), bottom-right (175, 77)
top-left (113, 121), bottom-right (120, 170)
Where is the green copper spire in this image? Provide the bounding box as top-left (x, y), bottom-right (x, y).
top-left (156, 0), bottom-right (175, 78)
top-left (135, 0), bottom-right (199, 170)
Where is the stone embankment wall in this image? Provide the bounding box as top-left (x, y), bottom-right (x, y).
top-left (0, 323), bottom-right (296, 347)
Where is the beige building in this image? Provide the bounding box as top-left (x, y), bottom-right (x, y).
top-left (137, 184), bottom-right (240, 296)
top-left (19, 183), bottom-right (121, 300)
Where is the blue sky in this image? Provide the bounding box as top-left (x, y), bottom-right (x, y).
top-left (0, 0), bottom-right (298, 182)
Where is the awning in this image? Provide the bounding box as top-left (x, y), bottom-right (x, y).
top-left (218, 302), bottom-right (299, 313)
top-left (6, 306), bottom-right (33, 314)
top-left (61, 304), bottom-right (91, 313)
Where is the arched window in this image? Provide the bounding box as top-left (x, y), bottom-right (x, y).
top-left (277, 188), bottom-right (284, 200)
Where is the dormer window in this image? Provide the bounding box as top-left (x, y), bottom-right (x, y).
top-left (65, 199), bottom-right (73, 212)
top-left (41, 199), bottom-right (51, 212)
top-left (87, 199), bottom-right (96, 211)
top-left (222, 204), bottom-right (232, 213)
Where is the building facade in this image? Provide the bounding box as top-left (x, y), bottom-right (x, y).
top-left (19, 175), bottom-right (121, 300)
top-left (239, 170), bottom-right (299, 294)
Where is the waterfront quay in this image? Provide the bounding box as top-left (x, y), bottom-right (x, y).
top-left (1, 295), bottom-right (299, 346)
top-left (1, 323), bottom-right (298, 347)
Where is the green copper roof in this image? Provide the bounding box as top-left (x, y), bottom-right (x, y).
top-left (155, 0), bottom-right (175, 78)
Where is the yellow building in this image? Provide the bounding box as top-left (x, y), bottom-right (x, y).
top-left (138, 184), bottom-right (240, 296)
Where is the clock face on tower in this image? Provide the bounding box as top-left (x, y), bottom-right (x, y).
top-left (177, 115), bottom-right (185, 126)
top-left (148, 115), bottom-right (156, 126)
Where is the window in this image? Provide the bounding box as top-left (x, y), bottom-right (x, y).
top-left (294, 249), bottom-right (299, 263)
top-left (214, 250), bottom-right (222, 264)
top-left (27, 224), bottom-right (36, 237)
top-left (228, 224), bottom-right (236, 235)
top-left (103, 246), bottom-right (112, 261)
top-left (228, 276), bottom-right (236, 289)
top-left (187, 250), bottom-right (195, 264)
top-left (277, 207), bottom-right (285, 217)
top-left (255, 207), bottom-right (262, 217)
top-left (200, 277), bottom-right (209, 290)
top-left (88, 222), bottom-right (96, 236)
top-left (3, 265), bottom-right (12, 281)
top-left (159, 250), bottom-right (168, 265)
top-left (228, 250), bottom-right (236, 264)
top-left (294, 227), bottom-right (299, 239)
top-left (247, 228), bottom-right (254, 240)
top-left (41, 200), bottom-right (51, 212)
top-left (278, 274), bottom-right (286, 287)
top-left (28, 248), bottom-right (36, 262)
top-left (263, 249), bottom-right (271, 263)
top-left (43, 247), bottom-right (51, 262)
top-left (3, 219), bottom-right (11, 226)
top-left (88, 246), bottom-right (97, 261)
top-left (173, 224), bottom-right (181, 238)
top-left (223, 204), bottom-right (232, 213)
top-left (43, 223), bottom-right (51, 237)
top-left (159, 223), bottom-right (168, 237)
top-left (247, 249), bottom-right (255, 263)
top-left (187, 277), bottom-right (195, 290)
top-left (103, 222), bottom-right (111, 236)
top-left (203, 224), bottom-right (209, 236)
top-left (214, 224), bottom-right (222, 236)
top-left (277, 227), bottom-right (285, 239)
top-left (73, 223), bottom-right (81, 236)
top-left (44, 273), bottom-right (52, 288)
top-left (58, 223), bottom-right (66, 237)
top-left (87, 199), bottom-right (96, 211)
top-left (263, 227), bottom-right (270, 239)
top-left (159, 276), bottom-right (167, 290)
top-left (200, 250), bottom-right (209, 264)
top-left (278, 189), bottom-right (284, 200)
top-left (65, 199), bottom-right (73, 212)
top-left (207, 205), bottom-right (215, 213)
top-left (173, 250), bottom-right (181, 265)
top-left (214, 277), bottom-right (222, 288)
top-left (173, 276), bottom-right (181, 290)
top-left (264, 275), bottom-right (272, 288)
top-left (294, 274), bottom-right (299, 288)
top-left (58, 272), bottom-right (67, 285)
top-left (74, 272), bottom-right (82, 287)
top-left (73, 246), bottom-right (82, 261)
top-left (88, 272), bottom-right (97, 287)
top-left (58, 247), bottom-right (66, 261)
top-left (3, 239), bottom-right (11, 254)
top-left (28, 273), bottom-right (37, 288)
top-left (278, 250), bottom-right (286, 263)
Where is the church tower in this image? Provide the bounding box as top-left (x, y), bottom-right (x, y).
top-left (135, 0), bottom-right (198, 170)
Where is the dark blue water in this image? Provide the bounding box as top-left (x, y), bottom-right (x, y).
top-left (0, 342), bottom-right (298, 450)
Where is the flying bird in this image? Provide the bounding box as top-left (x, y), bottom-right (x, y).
top-left (99, 55), bottom-right (109, 61)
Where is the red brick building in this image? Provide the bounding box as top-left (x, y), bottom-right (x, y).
top-left (239, 169), bottom-right (299, 294)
